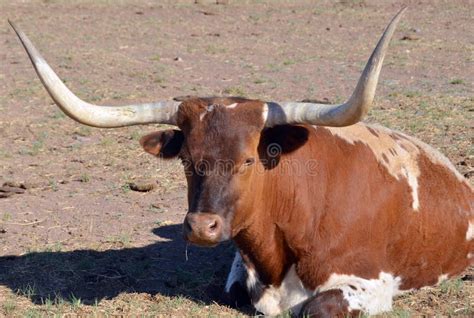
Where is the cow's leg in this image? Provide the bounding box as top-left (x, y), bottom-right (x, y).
top-left (298, 289), bottom-right (360, 318)
top-left (223, 251), bottom-right (250, 307)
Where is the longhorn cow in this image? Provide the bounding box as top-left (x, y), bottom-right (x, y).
top-left (9, 8), bottom-right (473, 317)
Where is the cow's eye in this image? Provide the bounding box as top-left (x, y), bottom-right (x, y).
top-left (244, 158), bottom-right (255, 166)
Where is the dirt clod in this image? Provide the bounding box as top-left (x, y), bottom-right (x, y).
top-left (0, 186), bottom-right (25, 194)
top-left (129, 180), bottom-right (157, 192)
top-left (401, 34), bottom-right (420, 41)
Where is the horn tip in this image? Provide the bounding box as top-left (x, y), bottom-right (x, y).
top-left (8, 19), bottom-right (22, 38)
top-left (396, 7), bottom-right (408, 18)
top-left (8, 19), bottom-right (17, 30)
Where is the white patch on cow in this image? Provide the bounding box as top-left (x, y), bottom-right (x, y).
top-left (225, 252), bottom-right (247, 293)
top-left (246, 266), bottom-right (259, 291)
top-left (466, 220), bottom-right (474, 241)
top-left (262, 103), bottom-right (269, 124)
top-left (247, 265), bottom-right (312, 316)
top-left (468, 252), bottom-right (473, 259)
top-left (226, 103), bottom-right (238, 109)
top-left (318, 272), bottom-right (402, 315)
top-left (403, 167), bottom-right (420, 210)
top-left (199, 104), bottom-right (216, 121)
top-left (437, 274), bottom-right (449, 285)
top-left (324, 123), bottom-right (472, 211)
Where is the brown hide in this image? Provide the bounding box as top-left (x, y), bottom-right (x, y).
top-left (232, 124), bottom-right (473, 291)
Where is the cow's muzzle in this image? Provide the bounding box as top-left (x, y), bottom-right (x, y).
top-left (183, 212), bottom-right (225, 247)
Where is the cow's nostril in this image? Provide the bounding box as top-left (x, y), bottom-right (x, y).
top-left (208, 220), bottom-right (218, 231)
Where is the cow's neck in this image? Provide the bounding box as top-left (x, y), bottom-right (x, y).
top-left (234, 216), bottom-right (296, 287)
top-left (233, 173), bottom-right (315, 286)
top-left (233, 128), bottom-right (330, 288)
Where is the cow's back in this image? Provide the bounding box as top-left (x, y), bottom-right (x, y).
top-left (288, 123), bottom-right (473, 292)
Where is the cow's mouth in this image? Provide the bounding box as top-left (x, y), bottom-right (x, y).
top-left (184, 233), bottom-right (221, 247)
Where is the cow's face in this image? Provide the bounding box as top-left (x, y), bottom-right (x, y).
top-left (140, 97), bottom-right (308, 246)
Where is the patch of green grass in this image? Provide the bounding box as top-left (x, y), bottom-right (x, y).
top-left (107, 233), bottom-right (131, 246)
top-left (276, 310), bottom-right (293, 317)
top-left (388, 308), bottom-right (411, 318)
top-left (205, 44), bottom-right (227, 55)
top-left (253, 78), bottom-right (267, 84)
top-left (53, 293), bottom-right (67, 309)
top-left (150, 54), bottom-right (161, 62)
top-left (110, 92), bottom-right (129, 100)
top-left (75, 126), bottom-right (92, 137)
top-left (100, 137), bottom-right (115, 147)
top-left (223, 86), bottom-right (246, 97)
top-left (404, 90), bottom-right (422, 98)
top-left (154, 76), bottom-right (166, 84)
top-left (2, 212), bottom-right (12, 222)
top-left (19, 141), bottom-right (43, 156)
top-left (17, 284), bottom-right (37, 299)
top-left (88, 90), bottom-right (106, 102)
top-left (405, 120), bottom-right (425, 134)
top-left (51, 110), bottom-right (66, 119)
top-left (449, 78), bottom-right (464, 85)
top-left (43, 242), bottom-right (63, 253)
top-left (0, 148), bottom-right (12, 158)
top-left (266, 62), bottom-right (282, 72)
top-left (19, 131), bottom-right (48, 156)
top-left (282, 59), bottom-right (296, 66)
top-left (49, 179), bottom-right (59, 192)
top-left (41, 296), bottom-right (54, 308)
top-left (8, 86), bottom-right (40, 99)
top-left (130, 130), bottom-right (141, 141)
top-left (166, 295), bottom-right (188, 307)
top-left (79, 173), bottom-right (90, 183)
top-left (70, 293), bottom-right (82, 309)
top-left (22, 307), bottom-right (42, 318)
top-left (2, 299), bottom-right (16, 315)
top-left (30, 140), bottom-right (44, 156)
top-left (339, 0), bottom-right (366, 6)
top-left (439, 278), bottom-right (464, 295)
top-left (121, 183), bottom-right (131, 193)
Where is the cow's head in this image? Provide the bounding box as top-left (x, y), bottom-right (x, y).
top-left (9, 8), bottom-right (405, 246)
top-left (140, 97), bottom-right (310, 246)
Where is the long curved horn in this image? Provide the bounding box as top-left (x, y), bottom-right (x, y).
top-left (265, 7), bottom-right (407, 127)
top-left (9, 20), bottom-right (180, 128)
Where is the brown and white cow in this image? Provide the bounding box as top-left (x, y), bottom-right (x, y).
top-left (10, 8), bottom-right (473, 317)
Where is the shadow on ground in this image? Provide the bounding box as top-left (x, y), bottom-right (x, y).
top-left (0, 224), bottom-right (237, 306)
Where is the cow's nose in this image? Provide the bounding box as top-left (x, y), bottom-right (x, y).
top-left (183, 212), bottom-right (223, 247)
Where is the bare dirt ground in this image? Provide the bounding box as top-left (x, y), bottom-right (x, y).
top-left (0, 0), bottom-right (472, 316)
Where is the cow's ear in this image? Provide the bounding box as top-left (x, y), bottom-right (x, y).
top-left (140, 129), bottom-right (184, 159)
top-left (258, 125), bottom-right (309, 169)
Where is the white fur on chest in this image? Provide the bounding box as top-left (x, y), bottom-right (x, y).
top-left (247, 265), bottom-right (312, 316)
